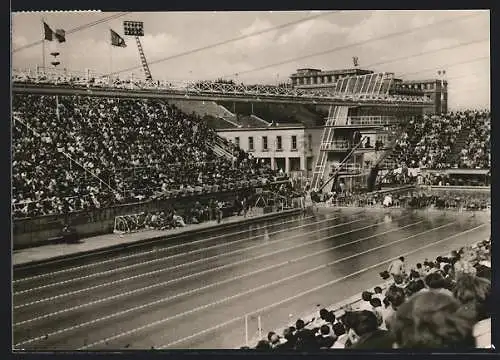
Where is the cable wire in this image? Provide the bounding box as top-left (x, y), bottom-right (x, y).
top-left (398, 55), bottom-right (488, 79)
top-left (13, 12), bottom-right (131, 53)
top-left (219, 12), bottom-right (483, 78)
top-left (103, 11), bottom-right (340, 77)
top-left (360, 38), bottom-right (488, 72)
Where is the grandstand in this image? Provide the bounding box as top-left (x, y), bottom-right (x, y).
top-left (12, 94), bottom-right (281, 218)
top-left (12, 10), bottom-right (490, 352)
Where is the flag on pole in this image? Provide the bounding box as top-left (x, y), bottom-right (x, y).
top-left (55, 29), bottom-right (66, 43)
top-left (110, 29), bottom-right (126, 47)
top-left (44, 22), bottom-right (66, 43)
top-left (43, 22), bottom-right (53, 41)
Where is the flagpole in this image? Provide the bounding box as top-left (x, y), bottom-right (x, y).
top-left (109, 28), bottom-right (113, 79)
top-left (42, 18), bottom-right (46, 70)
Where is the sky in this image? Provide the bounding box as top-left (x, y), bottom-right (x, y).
top-left (12, 10), bottom-right (490, 110)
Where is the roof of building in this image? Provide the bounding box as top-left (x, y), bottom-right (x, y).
top-left (402, 79), bottom-right (446, 84)
top-left (291, 68), bottom-right (374, 77)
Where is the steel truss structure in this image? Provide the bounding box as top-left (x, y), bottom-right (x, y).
top-left (12, 68), bottom-right (432, 106)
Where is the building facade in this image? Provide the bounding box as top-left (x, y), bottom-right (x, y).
top-left (217, 126), bottom-right (323, 178)
top-left (289, 68), bottom-right (447, 114)
top-left (290, 68), bottom-right (373, 88)
top-left (399, 79), bottom-right (448, 114)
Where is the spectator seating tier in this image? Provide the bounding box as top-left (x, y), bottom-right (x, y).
top-left (12, 94), bottom-right (280, 218)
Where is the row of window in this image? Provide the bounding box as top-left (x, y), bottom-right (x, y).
top-left (292, 78), bottom-right (445, 91)
top-left (292, 74), bottom-right (354, 86)
top-left (234, 134), bottom-right (313, 152)
top-left (399, 82), bottom-right (439, 91)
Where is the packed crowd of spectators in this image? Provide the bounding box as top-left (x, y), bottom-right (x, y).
top-left (456, 117), bottom-right (490, 169)
top-left (387, 111), bottom-right (490, 171)
top-left (381, 170), bottom-right (490, 187)
top-left (114, 193), bottom-right (259, 233)
top-left (12, 94), bottom-right (279, 218)
top-left (249, 238), bottom-right (491, 350)
top-left (319, 188), bottom-right (490, 211)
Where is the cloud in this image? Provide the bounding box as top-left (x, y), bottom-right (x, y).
top-left (12, 35), bottom-right (28, 48)
top-left (10, 11), bottom-right (490, 109)
top-left (421, 38), bottom-right (461, 52)
top-left (346, 10), bottom-right (403, 44)
top-left (235, 18), bottom-right (279, 50)
top-left (346, 11), bottom-right (473, 49)
top-left (141, 33), bottom-right (180, 57)
top-left (12, 36), bottom-right (43, 69)
top-left (277, 18), bottom-right (345, 45)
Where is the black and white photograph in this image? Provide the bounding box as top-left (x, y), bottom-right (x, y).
top-left (11, 9), bottom-right (491, 351)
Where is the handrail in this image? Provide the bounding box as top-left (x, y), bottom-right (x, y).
top-left (346, 116), bottom-right (397, 126)
top-left (318, 136), bottom-right (367, 192)
top-left (12, 68), bottom-right (433, 105)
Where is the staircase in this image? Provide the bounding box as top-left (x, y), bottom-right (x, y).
top-left (168, 100), bottom-right (240, 128)
top-left (311, 105), bottom-right (349, 190)
top-left (446, 127), bottom-right (471, 166)
top-left (379, 150), bottom-right (400, 170)
top-left (377, 122), bottom-right (416, 170)
top-left (251, 114), bottom-right (268, 125)
top-left (213, 136), bottom-right (236, 161)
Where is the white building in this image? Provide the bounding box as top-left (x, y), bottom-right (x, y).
top-left (217, 125), bottom-right (323, 178)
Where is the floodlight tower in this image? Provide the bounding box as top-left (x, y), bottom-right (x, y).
top-left (123, 20), bottom-right (152, 81)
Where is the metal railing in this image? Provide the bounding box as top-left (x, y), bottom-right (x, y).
top-left (332, 163), bottom-right (362, 172)
top-left (12, 68), bottom-right (433, 105)
top-left (320, 140), bottom-right (350, 150)
top-left (346, 116), bottom-right (398, 126)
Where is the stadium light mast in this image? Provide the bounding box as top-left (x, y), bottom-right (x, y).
top-left (437, 69), bottom-right (446, 114)
top-left (123, 21), bottom-right (153, 81)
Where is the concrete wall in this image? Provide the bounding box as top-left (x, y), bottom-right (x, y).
top-left (13, 190), bottom-right (243, 249)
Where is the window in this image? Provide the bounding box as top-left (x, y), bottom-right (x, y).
top-left (291, 135), bottom-right (297, 150)
top-left (235, 137), bottom-right (240, 148)
top-left (248, 136), bottom-right (254, 151)
top-left (308, 134), bottom-right (313, 150)
top-left (262, 136), bottom-right (268, 151)
top-left (276, 136), bottom-right (282, 151)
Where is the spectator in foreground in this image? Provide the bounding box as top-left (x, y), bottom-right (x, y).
top-left (269, 333), bottom-right (281, 349)
top-left (319, 308), bottom-right (336, 325)
top-left (357, 291), bottom-right (374, 311)
top-left (274, 327), bottom-right (296, 351)
top-left (316, 325), bottom-right (335, 349)
top-left (388, 256), bottom-right (406, 284)
top-left (369, 297), bottom-right (384, 327)
top-left (415, 263), bottom-right (426, 278)
top-left (350, 310), bottom-right (394, 349)
top-left (391, 291), bottom-right (476, 349)
top-left (452, 274), bottom-right (491, 324)
top-left (373, 286), bottom-right (384, 301)
top-left (383, 285), bottom-right (406, 331)
top-left (423, 272), bottom-right (454, 297)
top-left (454, 249), bottom-right (478, 278)
top-left (331, 322), bottom-right (348, 349)
top-left (295, 319), bottom-right (319, 351)
top-left (255, 339), bottom-right (272, 350)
